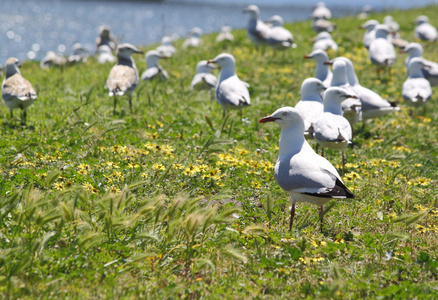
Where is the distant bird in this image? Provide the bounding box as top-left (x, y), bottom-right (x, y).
top-left (216, 26), bottom-right (234, 43)
top-left (383, 15), bottom-right (399, 32)
top-left (259, 106), bottom-right (354, 232)
top-left (368, 25), bottom-right (396, 71)
top-left (402, 57), bottom-right (432, 107)
top-left (359, 19), bottom-right (379, 49)
top-left (325, 60), bottom-right (362, 127)
top-left (304, 49), bottom-right (333, 88)
top-left (337, 57), bottom-right (399, 123)
top-left (68, 43), bottom-right (89, 64)
top-left (191, 60), bottom-right (217, 90)
top-left (414, 15), bottom-right (438, 41)
top-left (314, 87), bottom-right (356, 174)
top-left (311, 2), bottom-right (332, 20)
top-left (312, 18), bottom-right (336, 33)
top-left (40, 51), bottom-right (66, 69)
top-left (156, 36), bottom-right (176, 57)
top-left (106, 43), bottom-right (143, 114)
top-left (95, 25), bottom-right (118, 52)
top-left (313, 31), bottom-right (338, 52)
top-left (294, 78), bottom-right (326, 136)
top-left (96, 45), bottom-right (116, 64)
top-left (207, 53), bottom-right (250, 117)
top-left (265, 15), bottom-right (295, 50)
top-left (243, 5), bottom-right (270, 47)
top-left (183, 27), bottom-right (203, 49)
top-left (401, 42), bottom-right (438, 86)
top-left (141, 50), bottom-right (168, 81)
top-left (2, 57), bottom-right (37, 124)
top-left (358, 5), bottom-right (372, 20)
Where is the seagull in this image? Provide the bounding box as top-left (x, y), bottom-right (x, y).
top-left (311, 2), bottom-right (332, 20)
top-left (96, 45), bottom-right (116, 64)
top-left (325, 60), bottom-right (362, 127)
top-left (313, 31), bottom-right (338, 52)
top-left (216, 26), bottom-right (234, 43)
top-left (2, 57), bottom-right (37, 125)
top-left (156, 36), bottom-right (176, 57)
top-left (401, 42), bottom-right (438, 86)
top-left (304, 49), bottom-right (333, 88)
top-left (183, 27), bottom-right (203, 49)
top-left (414, 15), bottom-right (438, 41)
top-left (106, 43), bottom-right (143, 114)
top-left (314, 87), bottom-right (357, 174)
top-left (191, 60), bottom-right (217, 90)
top-left (358, 5), bottom-right (372, 20)
top-left (68, 43), bottom-right (89, 64)
top-left (383, 15), bottom-right (399, 32)
top-left (40, 51), bottom-right (66, 69)
top-left (141, 50), bottom-right (168, 81)
top-left (336, 57), bottom-right (400, 122)
top-left (259, 106), bottom-right (354, 232)
top-left (368, 25), bottom-right (396, 72)
top-left (359, 19), bottom-right (379, 49)
top-left (207, 53), bottom-right (250, 117)
top-left (402, 57), bottom-right (432, 107)
top-left (294, 78), bottom-right (326, 136)
top-left (243, 5), bottom-right (270, 47)
top-left (265, 15), bottom-right (295, 50)
top-left (95, 25), bottom-right (118, 52)
top-left (312, 18), bottom-right (336, 33)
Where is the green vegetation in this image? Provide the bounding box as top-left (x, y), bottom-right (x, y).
top-left (1, 5), bottom-right (437, 299)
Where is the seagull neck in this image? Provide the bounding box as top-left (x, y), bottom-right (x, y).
top-left (409, 66), bottom-right (424, 78)
top-left (323, 100), bottom-right (343, 115)
top-left (331, 71), bottom-right (348, 86)
top-left (278, 126), bottom-right (305, 160)
top-left (5, 66), bottom-right (19, 78)
top-left (346, 67), bottom-right (359, 86)
top-left (315, 61), bottom-right (330, 79)
top-left (118, 56), bottom-right (135, 68)
top-left (219, 66), bottom-right (235, 81)
top-left (301, 91), bottom-right (323, 102)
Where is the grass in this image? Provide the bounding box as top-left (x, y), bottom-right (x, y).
top-left (1, 5), bottom-right (438, 299)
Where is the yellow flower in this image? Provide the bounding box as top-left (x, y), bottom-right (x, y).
top-left (152, 163), bottom-right (165, 171)
top-left (141, 173), bottom-right (148, 178)
top-left (54, 182), bottom-right (64, 190)
top-left (108, 186), bottom-right (120, 193)
top-left (173, 163), bottom-right (183, 170)
top-left (252, 180), bottom-right (261, 189)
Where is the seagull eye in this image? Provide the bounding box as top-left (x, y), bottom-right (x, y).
top-left (282, 112), bottom-right (288, 116)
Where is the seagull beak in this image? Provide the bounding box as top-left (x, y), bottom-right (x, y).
top-left (342, 94), bottom-right (359, 99)
top-left (160, 55), bottom-right (169, 59)
top-left (303, 55), bottom-right (312, 59)
top-left (399, 49), bottom-right (407, 53)
top-left (423, 64), bottom-right (432, 69)
top-left (323, 61), bottom-right (333, 65)
top-left (207, 59), bottom-right (215, 64)
top-left (135, 50), bottom-right (144, 54)
top-left (358, 26), bottom-right (364, 29)
top-left (259, 116), bottom-right (279, 123)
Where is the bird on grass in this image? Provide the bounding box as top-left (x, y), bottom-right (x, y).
top-left (191, 60), bottom-right (217, 91)
top-left (2, 57), bottom-right (37, 125)
top-left (304, 49), bottom-right (332, 88)
top-left (401, 42), bottom-right (438, 86)
top-left (402, 57), bottom-right (432, 107)
top-left (106, 43), bottom-right (143, 114)
top-left (243, 5), bottom-right (270, 49)
top-left (265, 15), bottom-right (296, 51)
top-left (368, 25), bottom-right (396, 75)
top-left (141, 50), bottom-right (168, 81)
top-left (207, 53), bottom-right (250, 117)
top-left (259, 106), bottom-right (354, 232)
top-left (414, 15), bottom-right (438, 42)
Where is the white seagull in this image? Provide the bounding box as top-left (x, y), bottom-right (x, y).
top-left (313, 32), bottom-right (338, 52)
top-left (383, 15), bottom-right (399, 32)
top-left (311, 2), bottom-right (332, 20)
top-left (183, 27), bottom-right (203, 49)
top-left (68, 43), bottom-right (89, 64)
top-left (40, 51), bottom-right (66, 69)
top-left (337, 57), bottom-right (400, 122)
top-left (2, 57), bottom-right (37, 124)
top-left (259, 106), bottom-right (354, 232)
top-left (216, 26), bottom-right (234, 43)
top-left (359, 19), bottom-right (379, 49)
top-left (106, 43), bottom-right (143, 114)
top-left (358, 5), bottom-right (372, 20)
top-left (414, 15), bottom-right (438, 41)
top-left (141, 50), bottom-right (168, 81)
top-left (265, 15), bottom-right (295, 50)
top-left (304, 49), bottom-right (333, 88)
top-left (95, 25), bottom-right (118, 53)
top-left (96, 45), bottom-right (116, 64)
top-left (368, 25), bottom-right (396, 69)
top-left (294, 78), bottom-right (326, 136)
top-left (156, 36), bottom-right (177, 57)
top-left (314, 87), bottom-right (357, 174)
top-left (312, 18), bottom-right (336, 33)
top-left (191, 60), bottom-right (217, 91)
top-left (401, 42), bottom-right (438, 86)
top-left (243, 5), bottom-right (270, 47)
top-left (402, 57), bottom-right (432, 107)
top-left (207, 53), bottom-right (250, 117)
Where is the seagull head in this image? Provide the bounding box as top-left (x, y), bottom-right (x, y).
top-left (243, 5), bottom-right (260, 18)
top-left (98, 25), bottom-right (111, 38)
top-left (415, 15), bottom-right (429, 25)
top-left (207, 53), bottom-right (235, 68)
top-left (374, 25), bottom-right (391, 38)
top-left (358, 19), bottom-right (379, 30)
top-left (146, 50), bottom-right (167, 66)
top-left (196, 60), bottom-right (217, 73)
top-left (5, 57), bottom-right (21, 77)
top-left (303, 49), bottom-right (329, 62)
top-left (323, 87), bottom-right (358, 104)
top-left (265, 15), bottom-right (284, 27)
top-left (400, 42), bottom-right (423, 56)
top-left (116, 43), bottom-right (143, 58)
top-left (300, 78), bottom-right (326, 99)
top-left (259, 106), bottom-right (305, 131)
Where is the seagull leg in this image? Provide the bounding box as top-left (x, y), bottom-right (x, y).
top-left (10, 109), bottom-right (13, 119)
top-left (129, 95), bottom-right (133, 114)
top-left (289, 202), bottom-right (296, 231)
top-left (113, 95), bottom-right (117, 115)
top-left (321, 147), bottom-right (325, 157)
top-left (319, 205), bottom-right (324, 233)
top-left (222, 108), bottom-right (226, 119)
top-left (342, 150), bottom-right (345, 176)
top-left (22, 109), bottom-right (27, 125)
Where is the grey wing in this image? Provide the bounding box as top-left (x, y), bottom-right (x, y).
top-left (2, 75), bottom-right (37, 100)
top-left (107, 65), bottom-right (138, 94)
top-left (216, 77), bottom-right (250, 106)
top-left (141, 67), bottom-right (159, 80)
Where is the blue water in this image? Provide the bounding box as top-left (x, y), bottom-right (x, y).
top-left (1, 0), bottom-right (437, 65)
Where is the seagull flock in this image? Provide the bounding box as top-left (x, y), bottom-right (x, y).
top-left (1, 3), bottom-right (436, 232)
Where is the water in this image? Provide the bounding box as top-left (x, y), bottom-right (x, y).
top-left (1, 0), bottom-right (436, 65)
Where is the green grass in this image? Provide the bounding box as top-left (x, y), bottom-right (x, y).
top-left (1, 5), bottom-right (438, 299)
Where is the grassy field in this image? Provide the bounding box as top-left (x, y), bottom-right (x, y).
top-left (1, 5), bottom-right (437, 299)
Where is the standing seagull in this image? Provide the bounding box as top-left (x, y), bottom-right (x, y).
top-left (95, 25), bottom-right (118, 52)
top-left (314, 87), bottom-right (357, 174)
top-left (304, 49), bottom-right (333, 88)
top-left (191, 60), bottom-right (217, 91)
top-left (156, 36), bottom-right (176, 58)
top-left (401, 43), bottom-right (438, 86)
top-left (359, 19), bottom-right (379, 49)
top-left (2, 57), bottom-right (37, 125)
top-left (141, 50), bottom-right (168, 81)
top-left (183, 27), bottom-right (203, 49)
top-left (216, 26), bottom-right (234, 44)
top-left (106, 43), bottom-right (143, 114)
top-left (207, 53), bottom-right (250, 117)
top-left (243, 5), bottom-right (270, 48)
top-left (265, 15), bottom-right (295, 51)
top-left (414, 15), bottom-right (438, 41)
top-left (97, 45), bottom-right (116, 64)
top-left (259, 106), bottom-right (354, 232)
top-left (402, 57), bottom-right (432, 107)
top-left (368, 25), bottom-right (396, 72)
top-left (311, 2), bottom-right (332, 20)
top-left (313, 32), bottom-right (338, 52)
